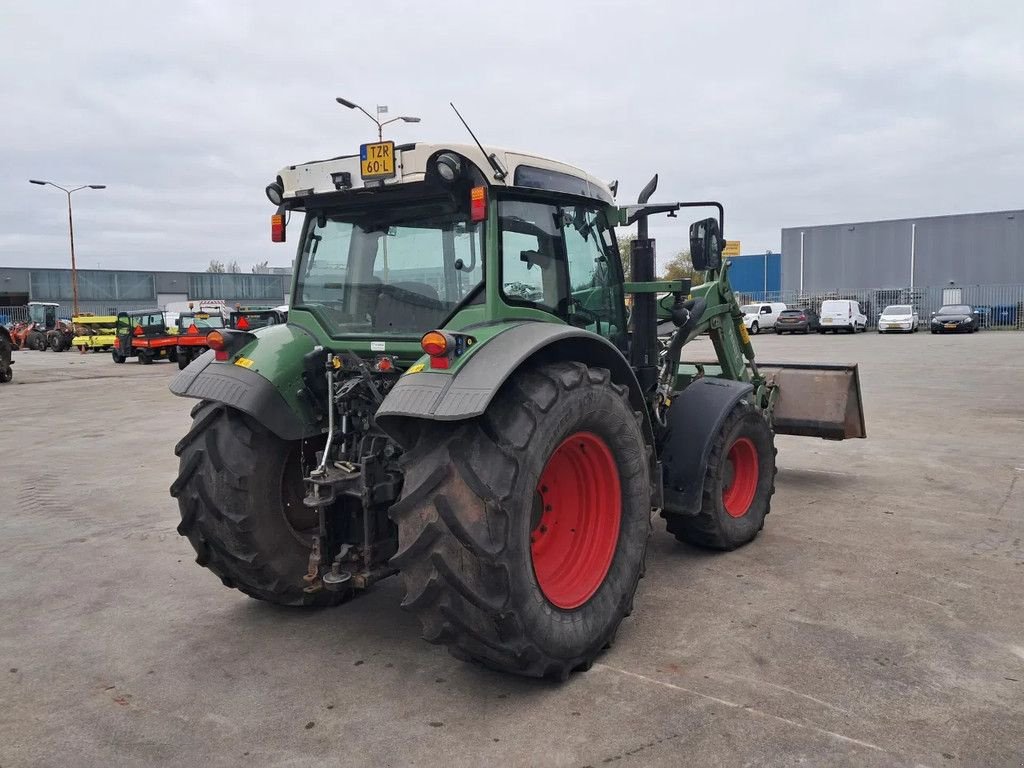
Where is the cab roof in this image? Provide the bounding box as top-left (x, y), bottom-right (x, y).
top-left (277, 142), bottom-right (614, 205)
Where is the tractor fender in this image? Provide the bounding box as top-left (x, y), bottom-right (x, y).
top-left (660, 377), bottom-right (755, 517)
top-left (376, 321), bottom-right (656, 455)
top-left (168, 324), bottom-right (320, 442)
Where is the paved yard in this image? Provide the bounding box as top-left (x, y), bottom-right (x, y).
top-left (1, 332), bottom-right (1022, 767)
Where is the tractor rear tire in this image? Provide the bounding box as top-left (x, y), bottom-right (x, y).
top-left (177, 351), bottom-right (190, 370)
top-left (389, 361), bottom-right (652, 679)
top-left (112, 350), bottom-right (126, 363)
top-left (665, 403), bottom-right (776, 551)
top-left (171, 402), bottom-right (344, 607)
top-left (0, 333), bottom-right (12, 383)
top-left (138, 352), bottom-right (152, 365)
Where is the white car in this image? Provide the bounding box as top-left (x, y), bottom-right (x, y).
top-left (818, 299), bottom-right (867, 333)
top-left (740, 302), bottom-right (787, 335)
top-left (877, 304), bottom-right (919, 333)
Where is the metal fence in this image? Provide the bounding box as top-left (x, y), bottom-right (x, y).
top-left (0, 302), bottom-right (159, 327)
top-left (734, 284), bottom-right (1024, 330)
top-left (0, 305), bottom-right (29, 325)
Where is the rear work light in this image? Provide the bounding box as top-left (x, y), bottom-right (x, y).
top-left (470, 186), bottom-right (487, 222)
top-left (271, 213), bottom-right (286, 242)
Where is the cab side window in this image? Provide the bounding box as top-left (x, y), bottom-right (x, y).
top-left (561, 205), bottom-right (625, 342)
top-left (499, 198), bottom-right (625, 344)
top-left (499, 200), bottom-right (562, 310)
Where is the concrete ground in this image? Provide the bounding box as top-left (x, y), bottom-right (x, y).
top-left (1, 332), bottom-right (1023, 768)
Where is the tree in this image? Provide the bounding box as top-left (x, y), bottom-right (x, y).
top-left (206, 260), bottom-right (225, 273)
top-left (615, 235), bottom-right (633, 279)
top-left (661, 250), bottom-right (704, 287)
top-left (226, 260), bottom-right (241, 273)
top-left (251, 261), bottom-right (270, 274)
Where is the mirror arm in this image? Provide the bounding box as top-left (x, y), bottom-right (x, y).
top-left (620, 201), bottom-right (725, 235)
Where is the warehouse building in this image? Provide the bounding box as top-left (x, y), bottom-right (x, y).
top-left (0, 266), bottom-right (291, 318)
top-left (775, 208), bottom-right (1024, 327)
top-left (780, 208), bottom-right (1024, 294)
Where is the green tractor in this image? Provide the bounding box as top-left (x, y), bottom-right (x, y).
top-left (170, 138), bottom-right (865, 679)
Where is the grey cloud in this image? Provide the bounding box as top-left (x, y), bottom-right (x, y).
top-left (2, 0), bottom-right (1022, 272)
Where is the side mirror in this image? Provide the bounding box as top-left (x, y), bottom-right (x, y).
top-left (689, 217), bottom-right (723, 271)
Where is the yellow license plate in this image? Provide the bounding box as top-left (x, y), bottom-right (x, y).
top-left (360, 141), bottom-right (396, 179)
top-left (944, 323), bottom-right (957, 329)
top-left (823, 318), bottom-right (832, 323)
top-left (886, 323), bottom-right (899, 329)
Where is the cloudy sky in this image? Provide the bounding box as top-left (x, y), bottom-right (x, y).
top-left (2, 1), bottom-right (1022, 274)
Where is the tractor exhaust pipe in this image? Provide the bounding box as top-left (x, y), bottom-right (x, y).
top-left (629, 175), bottom-right (660, 393)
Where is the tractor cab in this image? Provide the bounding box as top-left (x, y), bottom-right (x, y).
top-left (227, 307), bottom-right (285, 331)
top-left (113, 310), bottom-right (177, 365)
top-left (28, 302), bottom-right (60, 330)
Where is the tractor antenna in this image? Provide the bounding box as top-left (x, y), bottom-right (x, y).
top-left (450, 102), bottom-right (507, 180)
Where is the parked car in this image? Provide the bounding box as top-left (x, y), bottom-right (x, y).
top-left (740, 302), bottom-right (788, 335)
top-left (818, 299), bottom-right (867, 333)
top-left (878, 304), bottom-right (919, 333)
top-left (930, 304), bottom-right (979, 334)
top-left (774, 308), bottom-right (819, 334)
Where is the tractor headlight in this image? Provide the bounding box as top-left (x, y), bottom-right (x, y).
top-left (435, 153), bottom-right (462, 182)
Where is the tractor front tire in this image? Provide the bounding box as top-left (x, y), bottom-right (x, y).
top-left (389, 361), bottom-right (652, 679)
top-left (172, 402), bottom-right (344, 607)
top-left (665, 403), bottom-right (776, 550)
top-left (177, 351), bottom-right (191, 370)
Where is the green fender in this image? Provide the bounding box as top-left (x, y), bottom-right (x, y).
top-left (376, 321), bottom-right (656, 455)
top-left (168, 323), bottom-right (322, 441)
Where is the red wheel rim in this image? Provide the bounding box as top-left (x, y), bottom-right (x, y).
top-left (531, 431), bottom-right (621, 610)
top-left (722, 437), bottom-right (759, 518)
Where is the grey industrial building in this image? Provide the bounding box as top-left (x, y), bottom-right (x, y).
top-left (0, 266), bottom-right (291, 317)
top-left (780, 208), bottom-right (1024, 293)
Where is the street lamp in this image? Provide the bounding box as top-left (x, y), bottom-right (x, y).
top-left (28, 180), bottom-right (106, 317)
top-left (335, 97), bottom-right (420, 141)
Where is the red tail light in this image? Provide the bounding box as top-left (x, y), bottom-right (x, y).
top-left (470, 186), bottom-right (487, 222)
top-left (271, 213), bottom-right (286, 242)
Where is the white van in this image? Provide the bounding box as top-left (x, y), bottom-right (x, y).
top-left (740, 302), bottom-right (787, 334)
top-left (818, 299), bottom-right (867, 333)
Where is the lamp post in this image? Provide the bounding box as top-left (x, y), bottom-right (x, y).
top-left (335, 97), bottom-right (420, 141)
top-left (29, 180), bottom-right (106, 317)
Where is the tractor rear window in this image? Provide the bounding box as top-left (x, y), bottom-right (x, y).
top-left (295, 202), bottom-right (484, 336)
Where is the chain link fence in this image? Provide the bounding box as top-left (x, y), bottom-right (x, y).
top-left (735, 284), bottom-right (1024, 330)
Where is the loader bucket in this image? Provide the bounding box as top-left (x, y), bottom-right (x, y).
top-left (758, 363), bottom-right (866, 440)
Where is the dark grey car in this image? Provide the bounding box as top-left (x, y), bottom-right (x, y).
top-left (774, 308), bottom-right (819, 335)
top-left (930, 305), bottom-right (979, 334)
